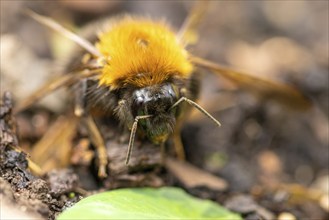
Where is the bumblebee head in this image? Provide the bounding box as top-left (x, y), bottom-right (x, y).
top-left (131, 83), bottom-right (178, 144)
top-left (133, 83), bottom-right (176, 115)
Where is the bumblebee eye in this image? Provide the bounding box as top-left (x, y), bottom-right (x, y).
top-left (168, 88), bottom-right (174, 96)
top-left (134, 89), bottom-right (147, 106)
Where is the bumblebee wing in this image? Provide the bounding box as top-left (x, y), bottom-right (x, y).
top-left (177, 0), bottom-right (209, 46)
top-left (191, 56), bottom-right (312, 110)
top-left (14, 69), bottom-right (100, 114)
top-left (25, 9), bottom-right (101, 57)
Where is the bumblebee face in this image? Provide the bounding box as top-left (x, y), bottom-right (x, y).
top-left (131, 83), bottom-right (178, 144)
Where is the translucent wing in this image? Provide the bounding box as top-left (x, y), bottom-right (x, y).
top-left (25, 9), bottom-right (101, 57)
top-left (191, 56), bottom-right (312, 110)
top-left (177, 0), bottom-right (209, 46)
top-left (14, 69), bottom-right (101, 114)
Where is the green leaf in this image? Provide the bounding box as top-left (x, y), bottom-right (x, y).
top-left (57, 187), bottom-right (241, 220)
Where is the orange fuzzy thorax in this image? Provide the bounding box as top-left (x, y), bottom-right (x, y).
top-left (96, 17), bottom-right (193, 89)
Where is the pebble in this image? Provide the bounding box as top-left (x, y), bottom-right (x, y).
top-left (277, 212), bottom-right (296, 220)
top-left (319, 194), bottom-right (329, 212)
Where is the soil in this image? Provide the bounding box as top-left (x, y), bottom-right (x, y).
top-left (1, 1), bottom-right (328, 220)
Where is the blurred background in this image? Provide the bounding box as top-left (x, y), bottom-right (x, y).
top-left (1, 1), bottom-right (328, 219)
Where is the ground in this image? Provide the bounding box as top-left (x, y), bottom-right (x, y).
top-left (1, 1), bottom-right (328, 220)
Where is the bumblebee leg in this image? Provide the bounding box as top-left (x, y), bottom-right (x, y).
top-left (74, 79), bottom-right (88, 117)
top-left (27, 158), bottom-right (44, 176)
top-left (160, 142), bottom-right (166, 165)
top-left (173, 121), bottom-right (186, 161)
top-left (84, 115), bottom-right (108, 178)
top-left (74, 79), bottom-right (108, 178)
top-left (14, 69), bottom-right (100, 114)
top-left (11, 146), bottom-right (44, 176)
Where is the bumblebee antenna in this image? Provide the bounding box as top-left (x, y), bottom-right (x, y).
top-left (170, 97), bottom-right (221, 127)
top-left (125, 115), bottom-right (153, 165)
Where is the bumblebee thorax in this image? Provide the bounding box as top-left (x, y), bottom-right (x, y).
top-left (96, 17), bottom-right (193, 89)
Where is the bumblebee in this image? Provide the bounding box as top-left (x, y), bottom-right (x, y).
top-left (15, 2), bottom-right (311, 178)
